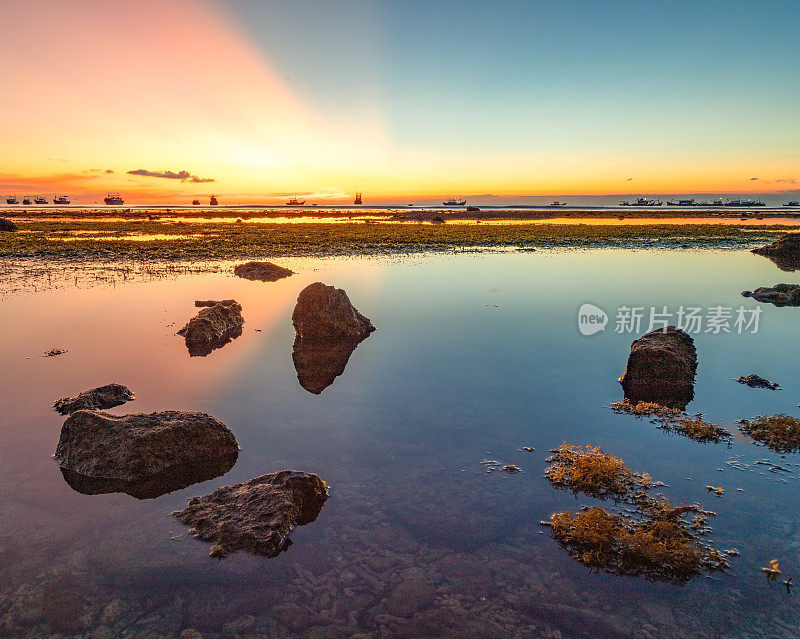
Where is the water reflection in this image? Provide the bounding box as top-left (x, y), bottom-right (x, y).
top-left (60, 452), bottom-right (238, 499)
top-left (292, 334), bottom-right (367, 394)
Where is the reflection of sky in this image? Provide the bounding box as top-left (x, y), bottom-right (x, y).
top-left (0, 1), bottom-right (798, 201)
top-left (2, 249), bottom-right (800, 630)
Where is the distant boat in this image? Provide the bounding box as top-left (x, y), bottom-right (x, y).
top-left (53, 195), bottom-right (70, 204)
top-left (725, 198), bottom-right (765, 207)
top-left (697, 198), bottom-right (724, 206)
top-left (209, 195), bottom-right (218, 206)
top-left (34, 195), bottom-right (48, 204)
top-left (550, 201), bottom-right (567, 207)
top-left (443, 197), bottom-right (466, 206)
top-left (354, 192), bottom-right (363, 205)
top-left (5, 195), bottom-right (18, 204)
top-left (784, 201), bottom-right (800, 207)
top-left (104, 193), bottom-right (124, 205)
top-left (286, 197), bottom-right (305, 205)
top-left (667, 199), bottom-right (696, 206)
top-left (620, 197), bottom-right (662, 206)
top-left (22, 196), bottom-right (32, 205)
top-left (192, 199), bottom-right (200, 205)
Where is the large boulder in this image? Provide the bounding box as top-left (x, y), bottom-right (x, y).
top-left (173, 470), bottom-right (328, 558)
top-left (742, 284), bottom-right (800, 307)
top-left (752, 233), bottom-right (800, 271)
top-left (177, 300), bottom-right (243, 356)
top-left (292, 282), bottom-right (375, 341)
top-left (54, 410), bottom-right (239, 498)
top-left (291, 283), bottom-right (375, 393)
top-left (233, 261), bottom-right (294, 282)
top-left (53, 383), bottom-right (134, 415)
top-left (0, 218), bottom-right (17, 232)
top-left (618, 327), bottom-right (697, 409)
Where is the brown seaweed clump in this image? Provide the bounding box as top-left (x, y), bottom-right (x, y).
top-left (739, 414), bottom-right (800, 453)
top-left (611, 400), bottom-right (730, 443)
top-left (550, 505), bottom-right (727, 583)
top-left (545, 444), bottom-right (651, 499)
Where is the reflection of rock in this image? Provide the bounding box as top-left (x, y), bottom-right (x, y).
top-left (742, 284), bottom-right (800, 307)
top-left (292, 335), bottom-right (364, 394)
top-left (233, 261), bottom-right (294, 282)
top-left (291, 283), bottom-right (375, 394)
top-left (177, 300), bottom-right (243, 356)
top-left (60, 452), bottom-right (237, 499)
top-left (619, 327), bottom-right (696, 410)
top-left (53, 383), bottom-right (134, 415)
top-left (55, 410), bottom-right (239, 489)
top-left (736, 374), bottom-right (780, 390)
top-left (752, 233), bottom-right (800, 271)
top-left (0, 218), bottom-right (18, 232)
top-left (173, 470), bottom-right (328, 558)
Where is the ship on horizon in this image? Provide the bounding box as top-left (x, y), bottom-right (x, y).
top-left (286, 196), bottom-right (305, 205)
top-left (443, 197), bottom-right (467, 206)
top-left (784, 201), bottom-right (800, 207)
top-left (209, 194), bottom-right (218, 205)
top-left (667, 199), bottom-right (696, 206)
top-left (550, 201), bottom-right (567, 206)
top-left (620, 197), bottom-right (662, 206)
top-left (5, 195), bottom-right (18, 204)
top-left (724, 198), bottom-right (765, 207)
top-left (354, 192), bottom-right (363, 205)
top-left (34, 195), bottom-right (48, 204)
top-left (22, 196), bottom-right (32, 205)
top-left (53, 195), bottom-right (70, 204)
top-left (104, 193), bottom-right (124, 205)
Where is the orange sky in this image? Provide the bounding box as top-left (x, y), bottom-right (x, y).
top-left (0, 0), bottom-right (797, 203)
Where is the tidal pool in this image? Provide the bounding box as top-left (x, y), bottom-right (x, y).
top-left (1, 248), bottom-right (800, 638)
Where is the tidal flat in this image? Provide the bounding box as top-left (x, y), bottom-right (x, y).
top-left (2, 239), bottom-right (800, 638)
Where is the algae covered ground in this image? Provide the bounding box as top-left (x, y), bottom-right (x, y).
top-left (0, 219), bottom-right (789, 262)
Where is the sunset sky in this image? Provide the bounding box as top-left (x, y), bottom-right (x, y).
top-left (1, 0), bottom-right (798, 204)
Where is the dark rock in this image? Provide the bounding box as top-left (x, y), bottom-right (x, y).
top-left (618, 326), bottom-right (697, 410)
top-left (736, 374), bottom-right (780, 390)
top-left (177, 300), bottom-right (243, 356)
top-left (195, 299), bottom-right (236, 307)
top-left (173, 470), bottom-right (328, 558)
top-left (741, 283), bottom-right (800, 307)
top-left (233, 261), bottom-right (294, 282)
top-left (291, 283), bottom-right (375, 393)
top-left (53, 383), bottom-right (134, 415)
top-left (0, 218), bottom-right (18, 232)
top-left (292, 282), bottom-right (375, 341)
top-left (54, 410), bottom-right (239, 494)
top-left (752, 233), bottom-right (800, 271)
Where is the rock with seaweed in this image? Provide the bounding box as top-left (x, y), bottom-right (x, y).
top-left (54, 410), bottom-right (239, 497)
top-left (736, 374), bottom-right (780, 390)
top-left (611, 400), bottom-right (730, 443)
top-left (618, 326), bottom-right (696, 410)
top-left (177, 300), bottom-right (243, 356)
top-left (291, 283), bottom-right (375, 394)
top-left (53, 383), bottom-right (134, 415)
top-left (233, 261), bottom-right (294, 282)
top-left (751, 233), bottom-right (800, 271)
top-left (173, 470), bottom-right (328, 558)
top-left (0, 218), bottom-right (18, 232)
top-left (739, 414), bottom-right (800, 453)
top-left (741, 284), bottom-right (800, 307)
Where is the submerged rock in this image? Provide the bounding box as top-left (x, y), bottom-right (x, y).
top-left (53, 383), bottom-right (134, 415)
top-left (751, 233), bottom-right (800, 271)
top-left (54, 410), bottom-right (239, 498)
top-left (736, 374), bottom-right (780, 390)
top-left (741, 284), bottom-right (800, 307)
top-left (177, 300), bottom-right (243, 356)
top-left (233, 261), bottom-right (294, 282)
top-left (291, 283), bottom-right (375, 394)
top-left (618, 326), bottom-right (696, 410)
top-left (0, 218), bottom-right (18, 232)
top-left (173, 470), bottom-right (328, 558)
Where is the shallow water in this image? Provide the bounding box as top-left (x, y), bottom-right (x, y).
top-left (2, 248), bottom-right (800, 638)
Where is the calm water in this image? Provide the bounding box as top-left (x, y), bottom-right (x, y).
top-left (1, 248), bottom-right (800, 638)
